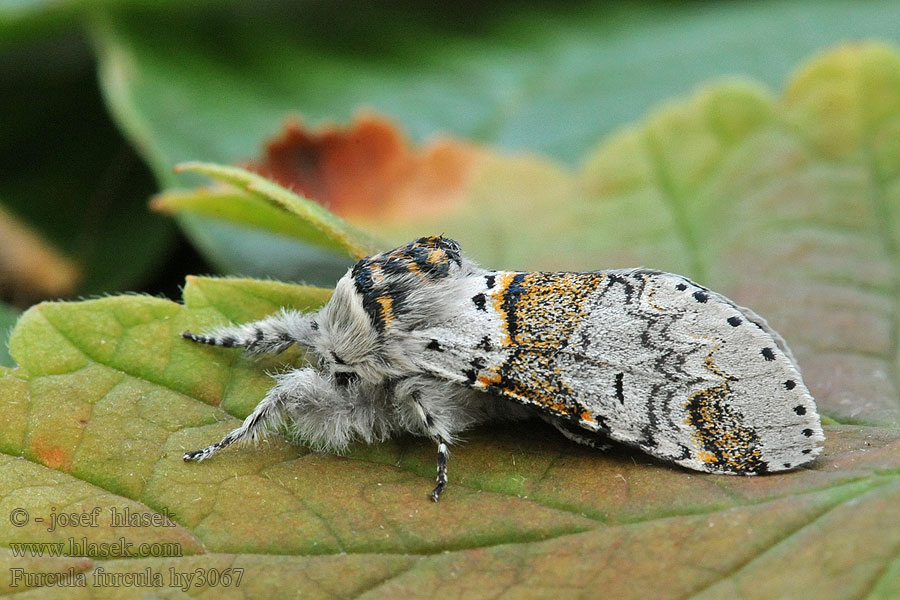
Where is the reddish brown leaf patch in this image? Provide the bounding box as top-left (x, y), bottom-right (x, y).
top-left (244, 114), bottom-right (481, 223)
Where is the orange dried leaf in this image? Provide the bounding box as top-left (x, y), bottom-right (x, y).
top-left (244, 114), bottom-right (482, 223)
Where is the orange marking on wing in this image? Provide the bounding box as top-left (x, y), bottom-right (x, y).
top-left (698, 451), bottom-right (717, 465)
top-left (376, 295), bottom-right (394, 327)
top-left (477, 369), bottom-right (503, 387)
top-left (487, 272), bottom-right (609, 417)
top-left (490, 272), bottom-right (518, 347)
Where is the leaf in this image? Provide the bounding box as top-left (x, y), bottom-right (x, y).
top-left (93, 0), bottom-right (900, 282)
top-left (94, 1), bottom-right (900, 171)
top-left (155, 115), bottom-right (482, 236)
top-left (241, 115), bottom-right (482, 225)
top-left (0, 301), bottom-right (19, 368)
top-left (3, 44), bottom-right (900, 598)
top-left (160, 161), bottom-right (381, 259)
top-left (1, 279), bottom-right (899, 596)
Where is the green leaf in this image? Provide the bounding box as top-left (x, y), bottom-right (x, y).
top-left (3, 43), bottom-right (900, 597)
top-left (165, 162), bottom-right (381, 259)
top-left (94, 1), bottom-right (900, 171)
top-left (0, 301), bottom-right (19, 368)
top-left (92, 0), bottom-right (900, 281)
top-left (1, 280), bottom-right (899, 596)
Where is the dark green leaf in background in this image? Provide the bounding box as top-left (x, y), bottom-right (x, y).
top-left (83, 0), bottom-right (900, 282)
top-left (92, 0), bottom-right (900, 169)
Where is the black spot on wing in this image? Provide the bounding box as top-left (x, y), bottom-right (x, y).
top-left (426, 339), bottom-right (443, 352)
top-left (675, 283), bottom-right (687, 291)
top-left (692, 291), bottom-right (709, 303)
top-left (485, 274), bottom-right (496, 289)
top-left (472, 293), bottom-right (486, 311)
top-left (761, 347), bottom-right (776, 361)
top-left (614, 373), bottom-right (624, 404)
top-left (802, 428), bottom-right (814, 437)
top-left (793, 405), bottom-right (806, 415)
top-left (785, 380), bottom-right (796, 390)
top-left (476, 336), bottom-right (492, 350)
top-left (727, 316), bottom-right (742, 327)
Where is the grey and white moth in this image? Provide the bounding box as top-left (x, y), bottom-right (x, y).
top-left (182, 236), bottom-right (824, 500)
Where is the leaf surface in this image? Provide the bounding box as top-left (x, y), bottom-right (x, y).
top-left (0, 302), bottom-right (19, 368)
top-left (166, 162), bottom-right (381, 259)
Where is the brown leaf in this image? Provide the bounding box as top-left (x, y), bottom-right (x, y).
top-left (244, 114), bottom-right (482, 223)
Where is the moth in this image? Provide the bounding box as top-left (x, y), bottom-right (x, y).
top-left (182, 236), bottom-right (824, 500)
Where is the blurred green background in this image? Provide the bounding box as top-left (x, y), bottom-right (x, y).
top-left (2, 0), bottom-right (900, 367)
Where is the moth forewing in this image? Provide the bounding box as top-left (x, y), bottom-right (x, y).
top-left (414, 268), bottom-right (823, 474)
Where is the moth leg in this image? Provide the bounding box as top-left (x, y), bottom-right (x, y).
top-left (411, 390), bottom-right (453, 502)
top-left (430, 440), bottom-right (450, 502)
top-left (185, 367), bottom-right (390, 463)
top-left (393, 377), bottom-right (468, 502)
top-left (184, 367), bottom-right (313, 462)
top-left (184, 393), bottom-right (284, 462)
top-left (182, 308), bottom-right (315, 356)
top-left (542, 415), bottom-right (612, 451)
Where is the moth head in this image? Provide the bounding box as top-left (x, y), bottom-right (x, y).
top-left (309, 275), bottom-right (385, 385)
